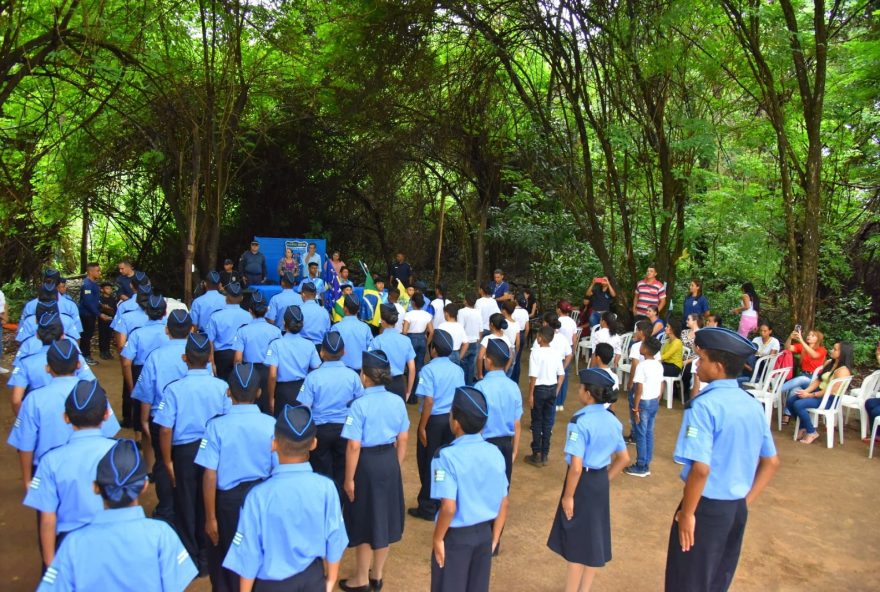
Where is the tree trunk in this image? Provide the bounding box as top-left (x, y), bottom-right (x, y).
top-left (80, 196), bottom-right (90, 272)
top-left (184, 122), bottom-right (201, 305)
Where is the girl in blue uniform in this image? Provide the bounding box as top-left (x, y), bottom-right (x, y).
top-left (369, 303), bottom-right (417, 401)
top-left (547, 368), bottom-right (630, 592)
top-left (266, 305), bottom-right (321, 415)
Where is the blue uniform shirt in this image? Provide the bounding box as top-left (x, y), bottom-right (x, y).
top-left (341, 385), bottom-right (409, 446)
top-left (330, 316), bottom-right (373, 371)
top-left (7, 346), bottom-right (95, 393)
top-left (300, 299), bottom-right (330, 345)
top-left (38, 506), bottom-right (197, 592)
top-left (296, 277), bottom-right (325, 295)
top-left (231, 317), bottom-right (281, 363)
top-left (132, 339), bottom-right (188, 415)
top-left (223, 463), bottom-right (348, 580)
top-left (673, 379), bottom-right (777, 500)
top-left (8, 376), bottom-right (120, 462)
top-left (430, 434), bottom-right (508, 528)
top-left (415, 356), bottom-right (465, 415)
top-left (683, 294), bottom-right (710, 319)
top-left (265, 333), bottom-right (321, 382)
top-left (266, 289), bottom-right (304, 324)
top-left (194, 405), bottom-right (276, 491)
top-left (117, 308), bottom-right (150, 337)
top-left (475, 370), bottom-right (523, 439)
top-left (23, 429), bottom-right (117, 533)
top-left (16, 313), bottom-right (81, 343)
top-left (109, 297), bottom-right (139, 332)
top-left (369, 329), bottom-right (415, 376)
top-left (22, 297), bottom-right (82, 332)
top-left (121, 320), bottom-right (170, 365)
top-left (190, 289), bottom-right (226, 331)
top-left (563, 404), bottom-right (626, 468)
top-left (13, 335), bottom-right (79, 365)
top-left (297, 360), bottom-right (363, 425)
top-left (153, 369), bottom-right (231, 446)
top-left (78, 278), bottom-right (101, 317)
top-left (207, 304), bottom-right (252, 351)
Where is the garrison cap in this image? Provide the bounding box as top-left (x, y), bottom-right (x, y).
top-left (343, 294), bottom-right (359, 310)
top-left (282, 271), bottom-right (297, 285)
top-left (206, 270), bottom-right (221, 284)
top-left (486, 338), bottom-right (510, 362)
top-left (224, 258), bottom-right (234, 265)
top-left (276, 405), bottom-right (316, 442)
top-left (133, 271), bottom-right (149, 284)
top-left (249, 290), bottom-right (268, 312)
top-left (432, 329), bottom-right (454, 357)
top-left (452, 386), bottom-right (489, 425)
top-left (47, 339), bottom-right (78, 365)
top-left (225, 282), bottom-right (243, 296)
top-left (38, 311), bottom-right (63, 330)
top-left (578, 367), bottom-right (616, 388)
top-left (36, 300), bottom-right (59, 314)
top-left (250, 240), bottom-right (259, 246)
top-left (44, 269), bottom-right (61, 283)
top-left (186, 332), bottom-right (211, 355)
top-left (362, 349), bottom-right (390, 370)
top-left (322, 331), bottom-right (344, 354)
top-left (167, 309), bottom-right (192, 329)
top-left (146, 294), bottom-right (167, 314)
top-left (694, 327), bottom-right (758, 358)
top-left (283, 305), bottom-right (303, 324)
top-left (230, 363), bottom-right (259, 393)
top-left (414, 280), bottom-right (428, 291)
top-left (96, 439), bottom-right (148, 503)
top-left (136, 282), bottom-right (153, 296)
top-left (38, 283), bottom-right (58, 300)
top-left (300, 281), bottom-right (317, 293)
top-left (66, 380), bottom-right (107, 416)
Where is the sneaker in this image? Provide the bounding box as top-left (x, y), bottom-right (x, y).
top-left (624, 434), bottom-right (635, 446)
top-left (84, 357), bottom-right (99, 366)
top-left (524, 453), bottom-right (543, 467)
top-left (674, 459), bottom-right (685, 465)
top-left (624, 464), bottom-right (650, 477)
top-left (407, 507), bottom-right (434, 521)
top-left (556, 405), bottom-right (564, 412)
top-left (541, 453), bottom-right (548, 466)
top-left (0, 366), bottom-right (9, 374)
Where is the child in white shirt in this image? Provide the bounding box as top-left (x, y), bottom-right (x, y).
top-left (626, 337), bottom-right (664, 478)
top-left (525, 327), bottom-right (565, 467)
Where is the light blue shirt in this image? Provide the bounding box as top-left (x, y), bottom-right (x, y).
top-left (13, 335), bottom-right (79, 364)
top-left (121, 320), bottom-right (169, 365)
top-left (223, 463), bottom-right (348, 580)
top-left (190, 290), bottom-right (227, 331)
top-left (415, 356), bottom-right (465, 415)
top-left (16, 313), bottom-right (81, 343)
top-left (7, 345), bottom-right (95, 393)
top-left (296, 276), bottom-right (325, 295)
top-left (297, 360), bottom-right (363, 425)
top-left (117, 308), bottom-right (150, 337)
top-left (341, 385), bottom-right (409, 446)
top-left (38, 506), bottom-right (197, 592)
top-left (673, 379), bottom-right (777, 500)
top-left (266, 289), bottom-right (304, 324)
top-left (22, 296), bottom-right (82, 332)
top-left (132, 339), bottom-right (188, 414)
top-left (109, 297), bottom-right (140, 332)
top-left (563, 404), bottom-right (626, 468)
top-left (7, 376), bottom-right (120, 462)
top-left (232, 317), bottom-right (281, 363)
top-left (300, 299), bottom-right (330, 345)
top-left (265, 333), bottom-right (321, 382)
top-left (330, 316), bottom-right (373, 371)
top-left (369, 329), bottom-right (415, 376)
top-left (474, 371), bottom-right (523, 439)
top-left (194, 405), bottom-right (276, 491)
top-left (23, 430), bottom-right (116, 532)
top-left (206, 304), bottom-right (252, 351)
top-left (430, 434), bottom-right (508, 527)
top-left (153, 369), bottom-right (231, 446)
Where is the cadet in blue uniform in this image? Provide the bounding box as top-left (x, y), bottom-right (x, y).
top-left (17, 290), bottom-right (81, 344)
top-left (330, 295), bottom-right (373, 372)
top-left (223, 405), bottom-right (348, 591)
top-left (191, 271), bottom-right (227, 332)
top-left (24, 380), bottom-right (117, 566)
top-left (113, 278), bottom-right (152, 428)
top-left (131, 310), bottom-right (194, 522)
top-left (20, 273), bottom-right (83, 334)
top-left (8, 340), bottom-right (120, 494)
top-left (409, 330), bottom-right (465, 521)
top-left (296, 332), bottom-right (362, 497)
top-left (38, 439), bottom-right (197, 591)
top-left (547, 368), bottom-right (630, 592)
top-left (297, 262), bottom-right (326, 298)
top-left (369, 303), bottom-right (416, 401)
top-left (474, 339), bottom-right (523, 484)
top-left (266, 271), bottom-right (304, 325)
top-left (121, 294), bottom-right (169, 432)
top-left (232, 291), bottom-right (281, 414)
top-left (665, 327), bottom-right (780, 592)
top-left (207, 282), bottom-right (251, 382)
top-left (299, 282), bottom-right (330, 350)
top-left (155, 333), bottom-right (231, 574)
top-left (195, 363), bottom-right (276, 592)
top-left (109, 272), bottom-right (150, 334)
top-left (338, 350), bottom-right (409, 592)
top-left (266, 305), bottom-right (322, 414)
top-left (430, 387), bottom-right (509, 592)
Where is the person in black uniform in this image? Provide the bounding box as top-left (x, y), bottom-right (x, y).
top-left (97, 282), bottom-right (116, 359)
top-left (238, 241), bottom-right (267, 287)
top-left (219, 259), bottom-right (243, 289)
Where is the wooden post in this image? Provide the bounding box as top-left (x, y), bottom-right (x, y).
top-left (434, 192), bottom-right (446, 288)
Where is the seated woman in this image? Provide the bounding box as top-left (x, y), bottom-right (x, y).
top-left (592, 311), bottom-right (622, 367)
top-left (577, 295), bottom-right (592, 332)
top-left (705, 313), bottom-right (722, 328)
top-left (741, 320), bottom-right (781, 380)
top-left (783, 341), bottom-right (853, 444)
top-left (864, 339), bottom-right (880, 442)
top-left (680, 314), bottom-right (702, 398)
top-left (277, 247), bottom-right (299, 282)
top-left (659, 319), bottom-right (683, 377)
top-left (780, 328), bottom-right (827, 399)
top-left (646, 305), bottom-right (665, 338)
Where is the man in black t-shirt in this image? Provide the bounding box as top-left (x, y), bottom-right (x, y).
top-left (586, 276), bottom-right (616, 327)
top-left (390, 252), bottom-right (413, 287)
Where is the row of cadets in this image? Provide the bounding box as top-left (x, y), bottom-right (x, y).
top-left (120, 294), bottom-right (169, 415)
top-left (20, 269), bottom-right (83, 334)
top-left (24, 381), bottom-right (117, 566)
top-left (297, 332), bottom-right (362, 497)
top-left (16, 283), bottom-right (82, 345)
top-left (110, 271), bottom-right (151, 428)
top-left (299, 281), bottom-right (331, 350)
top-left (409, 329), bottom-right (465, 521)
top-left (430, 386), bottom-right (509, 592)
top-left (9, 313), bottom-right (95, 415)
top-left (190, 271), bottom-right (227, 333)
top-left (206, 282), bottom-right (251, 382)
top-left (368, 303), bottom-right (416, 401)
top-left (266, 305), bottom-right (322, 414)
top-left (131, 309), bottom-right (196, 522)
top-left (195, 363), bottom-right (276, 592)
top-left (231, 290), bottom-right (280, 414)
top-left (338, 349), bottom-right (410, 592)
top-left (155, 332), bottom-right (231, 576)
top-left (39, 440), bottom-right (197, 591)
top-left (223, 405), bottom-right (348, 591)
top-left (265, 271), bottom-right (303, 326)
top-left (331, 294), bottom-right (373, 372)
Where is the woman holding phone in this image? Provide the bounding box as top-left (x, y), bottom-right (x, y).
top-left (586, 276), bottom-right (616, 328)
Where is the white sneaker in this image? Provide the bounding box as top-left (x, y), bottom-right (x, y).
top-left (0, 367), bottom-right (9, 374)
top-left (556, 405), bottom-right (564, 412)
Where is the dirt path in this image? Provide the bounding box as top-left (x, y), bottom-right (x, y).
top-left (1, 352), bottom-right (878, 591)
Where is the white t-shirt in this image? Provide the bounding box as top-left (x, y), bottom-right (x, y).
top-left (438, 321), bottom-right (468, 351)
top-left (501, 318), bottom-right (520, 350)
top-left (481, 333), bottom-right (514, 352)
top-left (628, 340), bottom-right (662, 362)
top-left (512, 307), bottom-right (530, 334)
top-left (404, 309), bottom-right (433, 334)
top-left (559, 315), bottom-right (577, 342)
top-left (476, 297), bottom-right (499, 331)
top-left (0, 289), bottom-right (6, 312)
top-left (529, 346), bottom-right (565, 386)
top-left (457, 307), bottom-right (482, 343)
top-left (633, 358), bottom-right (664, 400)
top-left (538, 332), bottom-right (572, 361)
top-left (431, 298), bottom-right (450, 329)
top-left (592, 327), bottom-right (622, 356)
top-left (393, 302), bottom-right (406, 332)
top-left (752, 336), bottom-right (781, 357)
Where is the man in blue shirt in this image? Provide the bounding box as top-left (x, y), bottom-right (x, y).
top-left (267, 271), bottom-right (304, 325)
top-left (299, 282), bottom-right (330, 349)
top-left (488, 269), bottom-right (510, 303)
top-left (114, 259), bottom-right (137, 301)
top-left (389, 252), bottom-right (412, 287)
top-left (665, 327), bottom-right (780, 592)
top-left (190, 271), bottom-right (227, 332)
top-left (238, 241), bottom-right (267, 286)
top-left (206, 282), bottom-right (251, 383)
top-left (330, 295), bottom-right (373, 372)
top-left (223, 405), bottom-right (348, 590)
top-left (77, 262), bottom-right (103, 365)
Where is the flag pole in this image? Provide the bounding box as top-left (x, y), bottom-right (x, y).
top-left (433, 191), bottom-right (446, 288)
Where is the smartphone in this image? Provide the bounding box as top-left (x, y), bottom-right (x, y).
top-left (794, 324), bottom-right (802, 333)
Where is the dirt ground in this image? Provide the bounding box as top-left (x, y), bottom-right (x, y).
top-left (1, 349), bottom-right (878, 592)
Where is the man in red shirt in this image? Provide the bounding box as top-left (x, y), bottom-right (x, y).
top-left (633, 265), bottom-right (667, 320)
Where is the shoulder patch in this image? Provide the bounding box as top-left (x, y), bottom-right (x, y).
top-left (568, 430), bottom-right (579, 442)
top-left (345, 416), bottom-right (354, 426)
top-left (176, 549), bottom-right (189, 565)
top-left (13, 417), bottom-right (21, 428)
top-left (434, 469), bottom-right (446, 482)
top-left (199, 438), bottom-right (208, 450)
top-left (686, 425), bottom-right (699, 438)
top-left (231, 531), bottom-right (244, 546)
top-left (42, 566), bottom-right (58, 585)
top-left (29, 476), bottom-right (41, 490)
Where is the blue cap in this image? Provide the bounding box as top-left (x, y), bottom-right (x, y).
top-left (276, 404), bottom-right (316, 442)
top-left (363, 349), bottom-right (390, 370)
top-left (486, 338), bottom-right (510, 362)
top-left (137, 282), bottom-right (153, 295)
top-left (301, 282), bottom-right (317, 293)
top-left (230, 363), bottom-right (259, 393)
top-left (134, 271), bottom-right (149, 284)
top-left (343, 294), bottom-right (359, 311)
top-left (167, 309), bottom-right (191, 329)
top-left (694, 327), bottom-right (758, 358)
top-left (36, 300), bottom-right (59, 314)
top-left (282, 271), bottom-right (297, 285)
top-left (206, 270), bottom-right (221, 284)
top-left (225, 282), bottom-right (242, 296)
top-left (249, 290), bottom-right (268, 312)
top-left (47, 339), bottom-right (78, 365)
top-left (186, 332), bottom-right (211, 355)
top-left (432, 329), bottom-right (454, 356)
top-left (322, 332), bottom-right (344, 354)
top-left (39, 283), bottom-right (58, 300)
top-left (44, 269), bottom-right (61, 283)
top-left (96, 439), bottom-right (147, 503)
top-left (66, 380), bottom-right (107, 415)
top-left (283, 305), bottom-right (303, 324)
top-left (578, 367), bottom-right (616, 388)
top-left (37, 311), bottom-right (62, 329)
top-left (146, 294), bottom-right (166, 314)
top-left (452, 386), bottom-right (489, 425)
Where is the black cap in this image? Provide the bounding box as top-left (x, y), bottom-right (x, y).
top-left (36, 300), bottom-right (59, 314)
top-left (224, 258), bottom-right (234, 265)
top-left (486, 338), bottom-right (510, 362)
top-left (452, 386), bottom-right (489, 425)
top-left (414, 280), bottom-right (428, 290)
top-left (250, 290), bottom-right (268, 312)
top-left (66, 380), bottom-right (108, 415)
top-left (432, 329), bottom-right (454, 356)
top-left (694, 327), bottom-right (758, 358)
top-left (343, 294), bottom-right (359, 309)
top-left (146, 294), bottom-right (167, 314)
top-left (186, 332), bottom-right (211, 355)
top-left (301, 281), bottom-right (317, 293)
top-left (167, 309), bottom-right (192, 329)
top-left (225, 282), bottom-right (243, 296)
top-left (38, 311), bottom-right (63, 330)
top-left (322, 331), bottom-right (344, 354)
top-left (58, 276), bottom-right (67, 284)
top-left (276, 405), bottom-right (316, 442)
top-left (134, 271), bottom-right (149, 284)
top-left (206, 270), bottom-right (221, 284)
top-left (308, 262), bottom-right (318, 268)
top-left (282, 271), bottom-right (297, 285)
top-left (96, 439), bottom-right (148, 503)
top-left (363, 349), bottom-right (390, 370)
top-left (284, 305), bottom-right (303, 324)
top-left (250, 240), bottom-right (260, 246)
top-left (44, 269), bottom-right (61, 283)
top-left (230, 363), bottom-right (259, 392)
top-left (578, 367), bottom-right (616, 388)
top-left (380, 303), bottom-right (396, 316)
top-left (47, 339), bottom-right (78, 365)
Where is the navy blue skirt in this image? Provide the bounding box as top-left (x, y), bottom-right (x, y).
top-left (547, 466), bottom-right (611, 567)
top-left (344, 443), bottom-right (404, 549)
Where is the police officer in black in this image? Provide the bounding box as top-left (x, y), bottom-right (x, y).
top-left (238, 242), bottom-right (267, 287)
top-left (219, 259), bottom-right (243, 289)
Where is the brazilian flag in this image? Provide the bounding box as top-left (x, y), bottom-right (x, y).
top-left (331, 296), bottom-right (345, 323)
top-left (358, 262), bottom-right (382, 327)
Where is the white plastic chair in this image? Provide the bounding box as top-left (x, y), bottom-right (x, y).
top-left (840, 370), bottom-right (880, 439)
top-left (660, 346), bottom-right (690, 409)
top-left (747, 368), bottom-right (788, 429)
top-left (570, 310), bottom-right (580, 325)
top-left (575, 324), bottom-right (599, 372)
top-left (742, 354), bottom-right (780, 390)
top-left (792, 376), bottom-right (853, 448)
top-left (869, 416), bottom-right (880, 459)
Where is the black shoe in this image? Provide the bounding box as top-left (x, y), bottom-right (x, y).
top-left (407, 507), bottom-right (434, 521)
top-left (541, 453), bottom-right (548, 466)
top-left (369, 577), bottom-right (383, 591)
top-left (84, 356), bottom-right (99, 366)
top-left (524, 453), bottom-right (543, 467)
top-left (339, 580), bottom-right (370, 592)
top-left (120, 419), bottom-right (133, 429)
top-left (100, 352), bottom-right (112, 360)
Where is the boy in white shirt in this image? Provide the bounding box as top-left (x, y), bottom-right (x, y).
top-left (388, 287), bottom-right (406, 332)
top-left (510, 297), bottom-right (531, 383)
top-left (525, 327), bottom-right (565, 467)
top-left (475, 283), bottom-right (499, 336)
top-left (626, 336), bottom-right (664, 478)
top-left (430, 284), bottom-right (450, 329)
top-left (438, 303), bottom-right (468, 366)
top-left (457, 295), bottom-right (483, 385)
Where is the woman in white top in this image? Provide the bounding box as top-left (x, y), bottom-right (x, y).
top-left (500, 301), bottom-right (522, 362)
top-left (403, 292), bottom-right (434, 376)
top-left (476, 313), bottom-right (514, 379)
top-left (556, 300), bottom-right (578, 344)
top-left (731, 281), bottom-right (760, 338)
top-left (591, 311), bottom-right (623, 367)
top-left (751, 320), bottom-right (780, 356)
